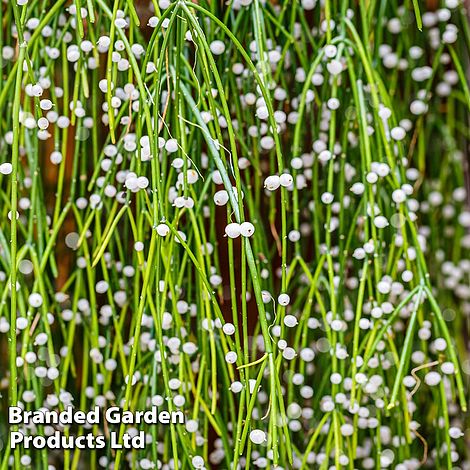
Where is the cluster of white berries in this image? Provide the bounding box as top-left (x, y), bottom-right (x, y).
top-left (225, 222), bottom-right (255, 238)
top-left (264, 173), bottom-right (293, 191)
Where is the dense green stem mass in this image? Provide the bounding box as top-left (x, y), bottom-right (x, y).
top-left (0, 1), bottom-right (469, 469)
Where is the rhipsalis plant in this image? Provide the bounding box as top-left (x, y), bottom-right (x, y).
top-left (0, 0), bottom-right (469, 469)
